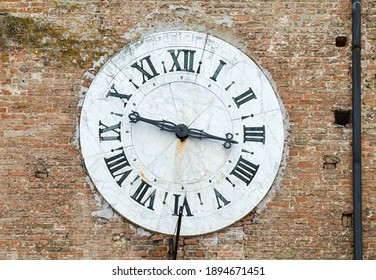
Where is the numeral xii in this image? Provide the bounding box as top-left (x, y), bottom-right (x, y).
top-left (168, 49), bottom-right (198, 73)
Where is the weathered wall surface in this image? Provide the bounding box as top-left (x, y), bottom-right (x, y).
top-left (0, 0), bottom-right (375, 259)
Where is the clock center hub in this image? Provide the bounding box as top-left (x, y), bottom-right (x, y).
top-left (175, 124), bottom-right (189, 140)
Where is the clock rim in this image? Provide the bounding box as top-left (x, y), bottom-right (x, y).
top-left (79, 30), bottom-right (289, 236)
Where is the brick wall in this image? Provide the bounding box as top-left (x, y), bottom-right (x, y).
top-left (0, 0), bottom-right (375, 259)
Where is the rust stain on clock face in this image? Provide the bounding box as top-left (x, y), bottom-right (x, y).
top-left (173, 139), bottom-right (188, 184)
top-left (134, 163), bottom-right (145, 181)
top-left (177, 139), bottom-right (186, 154)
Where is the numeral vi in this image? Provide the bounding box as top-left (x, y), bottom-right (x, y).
top-left (173, 194), bottom-right (193, 217)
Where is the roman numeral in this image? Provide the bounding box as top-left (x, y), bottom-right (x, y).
top-left (173, 194), bottom-right (193, 217)
top-left (233, 87), bottom-right (256, 108)
top-left (106, 84), bottom-right (132, 106)
top-left (168, 49), bottom-right (196, 72)
top-left (99, 121), bottom-right (121, 142)
top-left (214, 188), bottom-right (230, 209)
top-left (210, 59), bottom-right (227, 81)
top-left (230, 156), bottom-right (259, 186)
top-left (243, 125), bottom-right (265, 144)
top-left (104, 147), bottom-right (132, 187)
top-left (131, 55), bottom-right (160, 84)
top-left (131, 180), bottom-right (156, 210)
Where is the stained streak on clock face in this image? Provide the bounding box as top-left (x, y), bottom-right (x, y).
top-left (177, 139), bottom-right (186, 152)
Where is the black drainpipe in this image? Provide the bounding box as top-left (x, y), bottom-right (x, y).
top-left (352, 0), bottom-right (362, 260)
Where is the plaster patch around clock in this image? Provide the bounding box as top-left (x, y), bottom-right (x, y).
top-left (213, 16), bottom-right (233, 28)
top-left (75, 53), bottom-right (119, 223)
top-left (85, 175), bottom-right (118, 223)
top-left (91, 203), bottom-right (114, 221)
top-left (225, 230), bottom-right (245, 241)
top-left (75, 53), bottom-right (109, 150)
top-left (72, 115), bottom-right (81, 149)
top-left (136, 228), bottom-right (152, 237)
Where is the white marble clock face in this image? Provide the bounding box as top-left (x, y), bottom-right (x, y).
top-left (80, 31), bottom-right (285, 236)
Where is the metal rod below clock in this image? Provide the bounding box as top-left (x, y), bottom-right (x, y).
top-left (173, 206), bottom-right (184, 260)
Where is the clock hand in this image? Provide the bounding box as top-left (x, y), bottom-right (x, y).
top-left (128, 111), bottom-right (177, 133)
top-left (128, 111), bottom-right (191, 140)
top-left (129, 111), bottom-right (238, 148)
top-left (186, 128), bottom-right (238, 149)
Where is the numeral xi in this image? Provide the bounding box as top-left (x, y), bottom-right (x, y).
top-left (131, 55), bottom-right (160, 84)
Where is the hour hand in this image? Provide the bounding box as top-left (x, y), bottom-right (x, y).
top-left (128, 111), bottom-right (177, 133)
top-left (187, 128), bottom-right (238, 149)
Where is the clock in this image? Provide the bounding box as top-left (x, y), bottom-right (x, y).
top-left (80, 30), bottom-right (285, 236)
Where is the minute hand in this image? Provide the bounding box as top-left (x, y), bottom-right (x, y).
top-left (187, 128), bottom-right (238, 149)
top-left (128, 111), bottom-right (177, 133)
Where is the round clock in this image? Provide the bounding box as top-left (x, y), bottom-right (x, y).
top-left (80, 30), bottom-right (286, 236)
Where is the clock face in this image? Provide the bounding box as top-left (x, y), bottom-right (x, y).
top-left (80, 31), bottom-right (285, 236)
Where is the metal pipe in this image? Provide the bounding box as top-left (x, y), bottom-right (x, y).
top-left (352, 0), bottom-right (362, 260)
